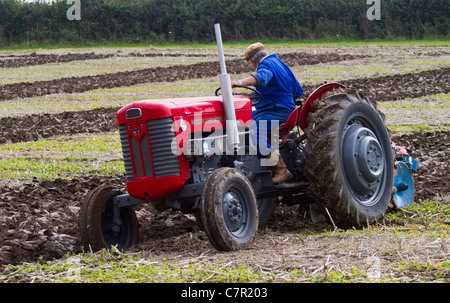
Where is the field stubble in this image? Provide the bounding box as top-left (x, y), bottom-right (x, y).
top-left (0, 44), bottom-right (449, 282)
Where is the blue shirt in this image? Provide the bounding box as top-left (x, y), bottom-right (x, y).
top-left (251, 54), bottom-right (303, 115)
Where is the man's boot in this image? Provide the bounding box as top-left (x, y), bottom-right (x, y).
top-left (266, 150), bottom-right (293, 184)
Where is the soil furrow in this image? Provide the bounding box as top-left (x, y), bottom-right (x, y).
top-left (0, 107), bottom-right (118, 144)
top-left (0, 51), bottom-right (222, 69)
top-left (0, 52), bottom-right (115, 69)
top-left (341, 67), bottom-right (450, 101)
top-left (0, 131), bottom-right (447, 266)
top-left (0, 67), bottom-right (448, 145)
top-left (0, 53), bottom-right (367, 101)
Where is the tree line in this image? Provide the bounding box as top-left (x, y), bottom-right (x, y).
top-left (0, 0), bottom-right (448, 46)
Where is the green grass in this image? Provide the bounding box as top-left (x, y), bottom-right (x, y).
top-left (1, 200), bottom-right (448, 283)
top-left (0, 133), bottom-right (121, 153)
top-left (380, 93), bottom-right (450, 131)
top-left (259, 38), bottom-right (450, 48)
top-left (0, 40), bottom-right (449, 284)
top-left (297, 63), bottom-right (396, 86)
top-left (0, 158), bottom-right (123, 180)
top-left (433, 92), bottom-right (450, 101)
top-left (0, 132), bottom-right (124, 180)
top-left (388, 124), bottom-right (450, 135)
top-left (0, 56), bottom-right (212, 85)
top-left (0, 77), bottom-right (222, 118)
top-left (2, 38), bottom-right (449, 51)
top-left (0, 100), bottom-right (113, 118)
top-left (395, 260), bottom-right (450, 280)
top-left (380, 103), bottom-right (450, 110)
top-left (1, 249), bottom-right (280, 283)
top-left (386, 199), bottom-right (450, 230)
top-left (0, 243), bottom-right (399, 283)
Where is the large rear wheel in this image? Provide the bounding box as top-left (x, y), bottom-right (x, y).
top-left (257, 197), bottom-right (275, 229)
top-left (303, 89), bottom-right (394, 227)
top-left (200, 167), bottom-right (258, 251)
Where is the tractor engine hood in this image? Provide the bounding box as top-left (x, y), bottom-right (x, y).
top-left (116, 95), bottom-right (252, 127)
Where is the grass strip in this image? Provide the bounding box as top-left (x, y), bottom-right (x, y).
top-left (0, 132), bottom-right (124, 180)
top-left (388, 124), bottom-right (450, 135)
top-left (2, 39), bottom-right (449, 51)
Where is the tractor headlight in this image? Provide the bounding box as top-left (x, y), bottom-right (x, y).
top-left (216, 138), bottom-right (223, 152)
top-left (187, 135), bottom-right (226, 156)
top-left (179, 119), bottom-right (187, 132)
top-left (203, 137), bottom-right (225, 156)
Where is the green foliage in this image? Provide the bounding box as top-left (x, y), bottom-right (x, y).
top-left (0, 133), bottom-right (124, 180)
top-left (387, 200), bottom-right (450, 230)
top-left (0, 0), bottom-right (448, 47)
top-left (388, 124), bottom-right (450, 135)
top-left (2, 250), bottom-right (276, 283)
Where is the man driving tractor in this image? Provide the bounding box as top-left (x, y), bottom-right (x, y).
top-left (231, 42), bottom-right (304, 184)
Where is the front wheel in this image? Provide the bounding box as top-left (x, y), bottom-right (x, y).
top-left (200, 168), bottom-right (258, 251)
top-left (303, 89), bottom-right (394, 228)
top-left (79, 186), bottom-right (139, 251)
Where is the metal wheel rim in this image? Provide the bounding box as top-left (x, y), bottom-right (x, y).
top-left (341, 113), bottom-right (388, 207)
top-left (222, 185), bottom-right (250, 238)
top-left (101, 205), bottom-right (128, 248)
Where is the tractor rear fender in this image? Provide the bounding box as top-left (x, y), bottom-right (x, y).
top-left (298, 82), bottom-right (346, 130)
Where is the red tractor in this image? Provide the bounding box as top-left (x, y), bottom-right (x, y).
top-left (79, 25), bottom-right (412, 252)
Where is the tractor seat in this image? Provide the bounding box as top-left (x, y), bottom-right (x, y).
top-left (279, 106), bottom-right (301, 136)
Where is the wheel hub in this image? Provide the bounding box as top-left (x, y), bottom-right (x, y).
top-left (343, 123), bottom-right (385, 201)
top-left (357, 135), bottom-right (383, 182)
top-left (223, 191), bottom-right (245, 233)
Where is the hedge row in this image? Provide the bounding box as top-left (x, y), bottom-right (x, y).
top-left (0, 0), bottom-right (448, 46)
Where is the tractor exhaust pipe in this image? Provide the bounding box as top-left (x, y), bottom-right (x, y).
top-left (214, 23), bottom-right (240, 151)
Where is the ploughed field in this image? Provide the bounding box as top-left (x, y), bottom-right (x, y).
top-left (0, 45), bottom-right (449, 281)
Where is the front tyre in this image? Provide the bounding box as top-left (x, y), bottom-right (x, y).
top-left (79, 186), bottom-right (139, 251)
top-left (200, 168), bottom-right (258, 251)
top-left (304, 89), bottom-right (394, 228)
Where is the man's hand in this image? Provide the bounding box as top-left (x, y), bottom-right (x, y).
top-left (231, 80), bottom-right (242, 87)
top-left (231, 76), bottom-right (257, 88)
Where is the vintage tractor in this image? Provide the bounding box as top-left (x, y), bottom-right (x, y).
top-left (79, 25), bottom-right (416, 252)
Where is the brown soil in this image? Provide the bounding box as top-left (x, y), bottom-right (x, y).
top-left (0, 51), bottom-right (222, 69)
top-left (0, 131), bottom-right (447, 266)
top-left (0, 52), bottom-right (367, 101)
top-left (0, 107), bottom-right (118, 144)
top-left (0, 176), bottom-right (123, 265)
top-left (343, 68), bottom-right (450, 101)
top-left (0, 67), bottom-right (448, 145)
top-left (0, 52), bottom-right (114, 69)
top-left (0, 48), bottom-right (448, 278)
top-left (393, 131), bottom-right (450, 202)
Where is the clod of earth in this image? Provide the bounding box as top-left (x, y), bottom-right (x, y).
top-left (0, 131), bottom-right (447, 266)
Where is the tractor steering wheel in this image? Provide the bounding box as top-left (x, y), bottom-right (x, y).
top-left (215, 84), bottom-right (262, 106)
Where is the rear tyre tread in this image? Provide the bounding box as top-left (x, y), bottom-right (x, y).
top-left (304, 89), bottom-right (394, 228)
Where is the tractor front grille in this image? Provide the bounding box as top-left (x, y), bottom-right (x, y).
top-left (119, 117), bottom-right (180, 181)
top-left (147, 118), bottom-right (180, 178)
top-left (119, 124), bottom-right (134, 181)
